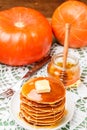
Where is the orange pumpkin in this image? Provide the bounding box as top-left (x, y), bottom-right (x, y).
top-left (52, 1), bottom-right (87, 48)
top-left (0, 7), bottom-right (52, 66)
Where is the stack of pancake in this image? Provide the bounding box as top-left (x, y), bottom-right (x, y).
top-left (19, 77), bottom-right (66, 126)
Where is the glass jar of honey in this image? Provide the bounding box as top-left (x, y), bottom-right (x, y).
top-left (47, 52), bottom-right (80, 88)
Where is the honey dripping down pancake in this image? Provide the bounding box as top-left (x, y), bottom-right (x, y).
top-left (19, 77), bottom-right (66, 126)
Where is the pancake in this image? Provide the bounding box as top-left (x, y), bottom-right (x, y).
top-left (20, 93), bottom-right (65, 108)
top-left (20, 104), bottom-right (65, 118)
top-left (19, 108), bottom-right (65, 126)
top-left (20, 98), bottom-right (65, 112)
top-left (19, 77), bottom-right (66, 126)
top-left (21, 77), bottom-right (65, 104)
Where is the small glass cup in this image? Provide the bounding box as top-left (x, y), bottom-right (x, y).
top-left (47, 52), bottom-right (80, 88)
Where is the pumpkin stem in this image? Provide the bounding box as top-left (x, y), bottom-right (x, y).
top-left (15, 22), bottom-right (25, 28)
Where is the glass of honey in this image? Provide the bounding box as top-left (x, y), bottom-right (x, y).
top-left (47, 52), bottom-right (80, 88)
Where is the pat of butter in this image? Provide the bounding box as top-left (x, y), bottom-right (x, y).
top-left (35, 79), bottom-right (51, 93)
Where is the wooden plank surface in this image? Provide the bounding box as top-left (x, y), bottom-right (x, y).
top-left (0, 0), bottom-right (87, 18)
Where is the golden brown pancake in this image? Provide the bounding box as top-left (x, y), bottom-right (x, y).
top-left (21, 77), bottom-right (65, 104)
top-left (20, 93), bottom-right (65, 108)
top-left (19, 108), bottom-right (65, 126)
top-left (20, 98), bottom-right (65, 112)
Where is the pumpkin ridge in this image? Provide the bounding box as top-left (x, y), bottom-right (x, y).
top-left (52, 0), bottom-right (87, 48)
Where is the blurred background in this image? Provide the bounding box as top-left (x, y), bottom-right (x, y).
top-left (0, 0), bottom-right (87, 18)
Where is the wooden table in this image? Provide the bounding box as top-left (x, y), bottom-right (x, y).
top-left (0, 0), bottom-right (87, 18)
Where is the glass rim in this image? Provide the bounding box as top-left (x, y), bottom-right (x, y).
top-left (51, 52), bottom-right (79, 70)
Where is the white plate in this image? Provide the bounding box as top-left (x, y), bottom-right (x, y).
top-left (9, 91), bottom-right (75, 130)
